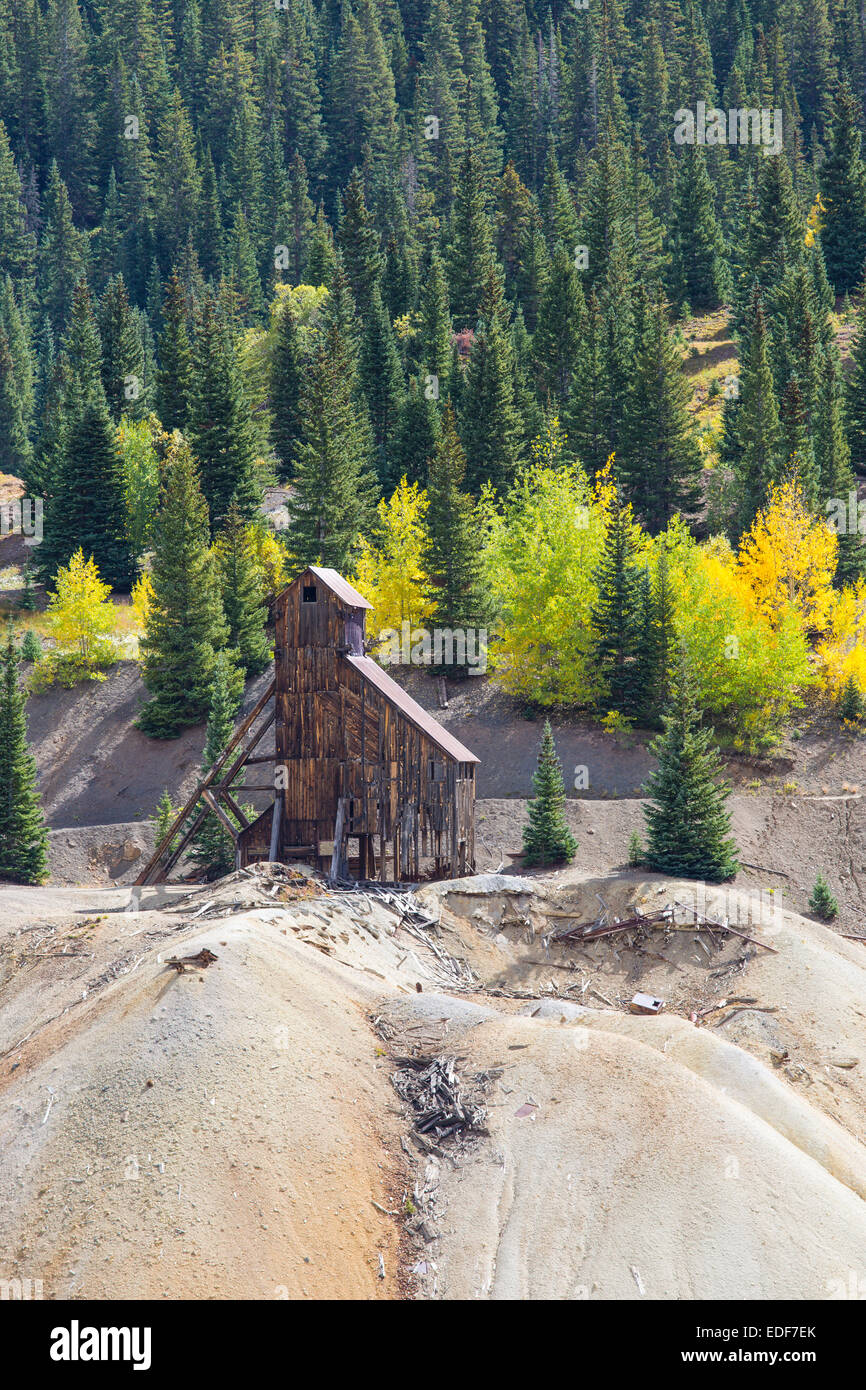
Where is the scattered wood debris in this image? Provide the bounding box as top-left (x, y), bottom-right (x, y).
top-left (544, 899), bottom-right (779, 956)
top-left (391, 1054), bottom-right (491, 1141)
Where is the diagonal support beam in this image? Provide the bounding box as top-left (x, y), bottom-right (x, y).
top-left (135, 678), bottom-right (276, 885)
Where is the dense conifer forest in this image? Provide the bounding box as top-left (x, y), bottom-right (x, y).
top-left (3, 0), bottom-right (866, 754)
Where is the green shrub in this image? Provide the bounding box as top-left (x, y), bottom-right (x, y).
top-left (808, 872), bottom-right (838, 921)
top-left (20, 630), bottom-right (43, 662)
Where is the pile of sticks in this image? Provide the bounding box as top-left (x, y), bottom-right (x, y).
top-left (391, 1055), bottom-right (488, 1139)
top-left (547, 900), bottom-right (777, 954)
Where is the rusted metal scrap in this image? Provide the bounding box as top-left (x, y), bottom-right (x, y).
top-left (391, 1054), bottom-right (490, 1140)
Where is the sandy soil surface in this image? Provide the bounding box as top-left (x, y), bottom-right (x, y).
top-left (1, 865), bottom-right (865, 1301)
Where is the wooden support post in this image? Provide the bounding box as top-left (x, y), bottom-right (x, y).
top-left (330, 797), bottom-right (347, 882)
top-left (269, 795), bottom-right (282, 863)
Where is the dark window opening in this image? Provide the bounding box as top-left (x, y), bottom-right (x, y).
top-left (303, 585), bottom-right (317, 603)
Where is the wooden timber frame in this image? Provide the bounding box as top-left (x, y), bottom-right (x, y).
top-left (136, 566), bottom-right (479, 885)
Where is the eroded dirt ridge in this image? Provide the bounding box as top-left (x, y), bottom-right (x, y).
top-left (1, 863), bottom-right (865, 1299)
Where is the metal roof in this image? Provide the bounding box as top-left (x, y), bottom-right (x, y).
top-left (344, 655), bottom-right (480, 764)
top-left (306, 566), bottom-right (372, 609)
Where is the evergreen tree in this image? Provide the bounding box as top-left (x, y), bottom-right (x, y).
top-left (838, 672), bottom-right (866, 722)
top-left (359, 282), bottom-right (405, 479)
top-left (845, 267), bottom-right (866, 474)
top-left (522, 719), bottom-right (577, 867)
top-left (619, 296), bottom-right (703, 532)
top-left (808, 871), bottom-right (838, 920)
top-left (643, 644), bottom-right (739, 883)
top-left (424, 404), bottom-right (489, 670)
top-left (189, 651), bottom-right (244, 880)
top-left (446, 145), bottom-right (494, 327)
top-left (591, 491), bottom-right (641, 717)
top-left (818, 82), bottom-right (866, 293)
top-left (153, 788), bottom-right (179, 863)
top-left (21, 628), bottom-right (42, 660)
top-left (532, 242), bottom-right (587, 405)
top-left (667, 143), bottom-right (729, 311)
top-left (41, 395), bottom-right (134, 591)
top-left (418, 248), bottom-right (453, 387)
top-left (138, 437), bottom-right (230, 738)
top-left (269, 294), bottom-right (304, 481)
top-left (214, 502), bottom-right (271, 677)
top-left (564, 289), bottom-right (608, 474)
top-left (38, 162), bottom-right (89, 335)
top-left (337, 169), bottom-right (383, 310)
top-left (0, 120), bottom-right (35, 282)
top-left (155, 271), bottom-right (193, 432)
top-left (0, 625), bottom-right (48, 884)
top-left (728, 290), bottom-right (784, 533)
top-left (389, 378), bottom-right (441, 489)
top-left (187, 294), bottom-right (259, 531)
top-left (287, 326), bottom-right (377, 573)
top-left (0, 330), bottom-right (32, 479)
top-left (460, 263), bottom-right (521, 491)
top-left (98, 274), bottom-right (146, 421)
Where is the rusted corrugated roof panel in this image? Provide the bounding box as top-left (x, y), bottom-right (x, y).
top-left (344, 655), bottom-right (480, 764)
top-left (307, 566), bottom-right (372, 609)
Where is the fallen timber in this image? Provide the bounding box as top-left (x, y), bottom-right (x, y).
top-left (546, 900), bottom-right (779, 954)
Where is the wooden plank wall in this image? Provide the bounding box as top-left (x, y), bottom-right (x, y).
top-left (261, 572), bottom-right (475, 879)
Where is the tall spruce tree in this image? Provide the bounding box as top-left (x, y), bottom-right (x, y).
top-left (619, 296), bottom-right (703, 532)
top-left (155, 271), bottom-right (193, 432)
top-left (424, 404), bottom-right (490, 671)
top-left (0, 330), bottom-right (32, 479)
top-left (269, 293), bottom-right (304, 482)
top-left (643, 643), bottom-right (739, 882)
top-left (532, 242), bottom-right (587, 405)
top-left (818, 82), bottom-right (866, 294)
top-left (138, 437), bottom-right (230, 738)
top-left (359, 281), bottom-right (405, 479)
top-left (460, 263), bottom-right (521, 491)
top-left (522, 719), bottom-right (577, 867)
top-left (187, 294), bottom-right (259, 531)
top-left (0, 626), bottom-right (48, 885)
top-left (728, 290), bottom-right (784, 533)
top-left (590, 490), bottom-right (641, 717)
top-left (40, 394), bottom-right (134, 591)
top-left (287, 325), bottom-right (377, 573)
top-left (667, 143), bottom-right (729, 311)
top-left (846, 266), bottom-right (866, 474)
top-left (214, 502), bottom-right (271, 677)
top-left (98, 274), bottom-right (146, 421)
top-left (446, 144), bottom-right (494, 327)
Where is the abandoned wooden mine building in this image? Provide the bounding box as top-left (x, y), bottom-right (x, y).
top-left (137, 566), bottom-right (479, 885)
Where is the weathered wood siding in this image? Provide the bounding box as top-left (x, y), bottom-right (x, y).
top-left (241, 567), bottom-right (475, 878)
